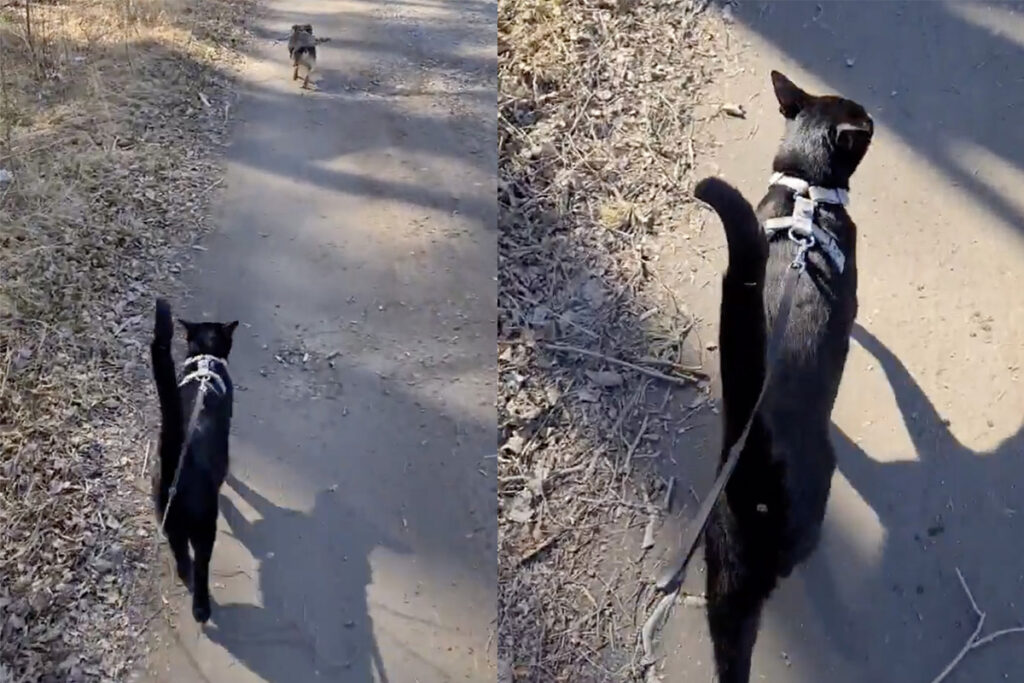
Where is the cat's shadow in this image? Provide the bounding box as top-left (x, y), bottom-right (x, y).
top-left (797, 324), bottom-right (1024, 680)
top-left (201, 474), bottom-right (409, 683)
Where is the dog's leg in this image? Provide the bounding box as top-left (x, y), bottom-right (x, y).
top-left (189, 513), bottom-right (217, 623)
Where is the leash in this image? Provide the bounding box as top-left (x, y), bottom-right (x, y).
top-left (655, 230), bottom-right (814, 593)
top-left (156, 355), bottom-right (228, 538)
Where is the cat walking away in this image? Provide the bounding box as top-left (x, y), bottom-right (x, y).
top-left (693, 70), bottom-right (874, 683)
top-left (151, 298), bottom-right (238, 623)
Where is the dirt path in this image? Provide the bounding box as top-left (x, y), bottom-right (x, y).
top-left (653, 2), bottom-right (1024, 681)
top-left (140, 0), bottom-right (497, 680)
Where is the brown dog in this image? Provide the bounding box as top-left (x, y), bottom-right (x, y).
top-left (287, 24), bottom-right (317, 89)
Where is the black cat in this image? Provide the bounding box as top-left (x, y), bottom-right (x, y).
top-left (151, 298), bottom-right (238, 623)
top-left (693, 71), bottom-right (873, 682)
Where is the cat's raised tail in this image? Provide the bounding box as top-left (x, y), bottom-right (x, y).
top-left (694, 177), bottom-right (766, 278)
top-left (151, 298), bottom-right (183, 452)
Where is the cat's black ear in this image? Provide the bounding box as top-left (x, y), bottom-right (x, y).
top-left (223, 321), bottom-right (239, 338)
top-left (177, 318), bottom-right (198, 339)
top-left (771, 70), bottom-right (809, 119)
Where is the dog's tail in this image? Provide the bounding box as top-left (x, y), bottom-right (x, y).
top-left (694, 176), bottom-right (766, 279)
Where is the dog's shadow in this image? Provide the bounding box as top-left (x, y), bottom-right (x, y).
top-left (796, 324), bottom-right (1024, 680)
top-left (202, 474), bottom-right (409, 682)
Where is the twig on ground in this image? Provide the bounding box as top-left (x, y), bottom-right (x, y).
top-left (540, 341), bottom-right (702, 386)
top-left (640, 589), bottom-right (677, 665)
top-left (519, 531), bottom-right (563, 566)
top-left (641, 508), bottom-right (657, 550)
top-left (140, 439), bottom-right (151, 478)
top-left (622, 414), bottom-right (649, 475)
top-left (662, 476), bottom-right (676, 512)
top-left (930, 567), bottom-right (1024, 683)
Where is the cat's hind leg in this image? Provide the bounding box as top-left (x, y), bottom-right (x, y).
top-left (154, 477), bottom-right (193, 589)
top-left (706, 588), bottom-right (761, 683)
top-left (165, 518), bottom-right (194, 590)
top-left (189, 511), bottom-right (218, 623)
top-left (704, 502), bottom-right (775, 683)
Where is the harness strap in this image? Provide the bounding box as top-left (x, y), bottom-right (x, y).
top-left (768, 172), bottom-right (849, 206)
top-left (178, 354), bottom-right (228, 395)
top-left (764, 173), bottom-right (848, 273)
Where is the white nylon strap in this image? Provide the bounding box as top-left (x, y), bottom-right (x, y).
top-left (765, 174), bottom-right (848, 273)
top-left (769, 172), bottom-right (849, 206)
top-left (179, 354), bottom-right (228, 395)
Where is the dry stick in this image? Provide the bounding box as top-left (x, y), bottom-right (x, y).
top-left (930, 567), bottom-right (1024, 683)
top-left (24, 0), bottom-right (33, 60)
top-left (540, 342), bottom-right (700, 386)
top-left (140, 439), bottom-right (151, 478)
top-left (640, 589), bottom-right (677, 664)
top-left (0, 24), bottom-right (10, 154)
top-left (661, 476), bottom-right (675, 512)
top-left (622, 414), bottom-right (648, 475)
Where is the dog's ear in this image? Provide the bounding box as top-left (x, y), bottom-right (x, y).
top-left (771, 70), bottom-right (810, 120)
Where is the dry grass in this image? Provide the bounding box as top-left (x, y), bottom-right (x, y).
top-left (0, 0), bottom-right (251, 678)
top-left (498, 0), bottom-right (729, 679)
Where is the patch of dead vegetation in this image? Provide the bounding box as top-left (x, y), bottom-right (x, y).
top-left (498, 0), bottom-right (731, 679)
top-left (0, 0), bottom-right (251, 678)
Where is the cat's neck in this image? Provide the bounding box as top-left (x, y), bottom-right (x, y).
top-left (771, 155), bottom-right (853, 191)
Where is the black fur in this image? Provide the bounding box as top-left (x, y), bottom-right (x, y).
top-left (695, 70), bottom-right (873, 682)
top-left (151, 298), bottom-right (238, 623)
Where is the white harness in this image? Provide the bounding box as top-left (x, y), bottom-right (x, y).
top-left (178, 354), bottom-right (228, 396)
top-left (762, 172), bottom-right (848, 273)
top-left (157, 353), bottom-right (230, 548)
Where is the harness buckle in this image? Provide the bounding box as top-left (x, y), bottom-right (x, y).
top-left (787, 227), bottom-right (815, 271)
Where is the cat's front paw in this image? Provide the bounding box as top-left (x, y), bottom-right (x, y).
top-left (192, 596), bottom-right (211, 624)
top-left (154, 298), bottom-right (174, 343)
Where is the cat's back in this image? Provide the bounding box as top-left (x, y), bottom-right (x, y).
top-left (757, 189), bottom-right (858, 422)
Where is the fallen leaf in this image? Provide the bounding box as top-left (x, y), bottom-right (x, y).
top-left (586, 370), bottom-right (623, 387)
top-left (720, 103), bottom-right (746, 119)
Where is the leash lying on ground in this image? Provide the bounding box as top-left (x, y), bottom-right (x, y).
top-left (656, 173), bottom-right (849, 593)
top-left (156, 355), bottom-right (229, 538)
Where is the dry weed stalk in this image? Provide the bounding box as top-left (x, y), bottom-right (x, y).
top-left (930, 568), bottom-right (1024, 683)
top-left (0, 0), bottom-right (250, 678)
